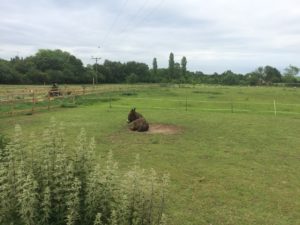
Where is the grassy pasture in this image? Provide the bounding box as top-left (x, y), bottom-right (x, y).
top-left (1, 84), bottom-right (300, 225)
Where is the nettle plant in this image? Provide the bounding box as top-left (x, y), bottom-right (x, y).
top-left (0, 119), bottom-right (169, 225)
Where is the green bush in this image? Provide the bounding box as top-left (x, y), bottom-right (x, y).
top-left (0, 134), bottom-right (8, 150)
top-left (0, 134), bottom-right (9, 162)
top-left (0, 119), bottom-right (169, 225)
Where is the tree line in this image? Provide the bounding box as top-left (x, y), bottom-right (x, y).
top-left (0, 49), bottom-right (299, 85)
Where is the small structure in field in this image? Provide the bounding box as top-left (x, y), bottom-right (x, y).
top-left (49, 83), bottom-right (62, 97)
top-left (127, 108), bottom-right (149, 132)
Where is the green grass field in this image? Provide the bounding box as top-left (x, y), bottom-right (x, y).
top-left (1, 84), bottom-right (300, 225)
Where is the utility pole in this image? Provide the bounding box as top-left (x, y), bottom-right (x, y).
top-left (91, 56), bottom-right (101, 85)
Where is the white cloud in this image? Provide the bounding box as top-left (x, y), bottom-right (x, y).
top-left (0, 0), bottom-right (299, 73)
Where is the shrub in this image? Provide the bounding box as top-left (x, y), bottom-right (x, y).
top-left (0, 119), bottom-right (169, 225)
top-left (0, 133), bottom-right (8, 148)
top-left (0, 134), bottom-right (9, 161)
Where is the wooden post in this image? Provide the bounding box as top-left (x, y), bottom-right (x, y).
top-left (48, 92), bottom-right (50, 110)
top-left (185, 96), bottom-right (187, 111)
top-left (31, 90), bottom-right (35, 114)
top-left (10, 95), bottom-right (14, 116)
top-left (273, 99), bottom-right (277, 116)
top-left (109, 94), bottom-right (112, 108)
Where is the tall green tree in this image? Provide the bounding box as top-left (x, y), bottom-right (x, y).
top-left (264, 65), bottom-right (282, 84)
top-left (125, 61), bottom-right (149, 82)
top-left (174, 62), bottom-right (181, 81)
top-left (283, 65), bottom-right (299, 83)
top-left (0, 60), bottom-right (18, 83)
top-left (168, 52), bottom-right (175, 81)
top-left (221, 70), bottom-right (240, 85)
top-left (246, 67), bottom-right (264, 85)
top-left (102, 60), bottom-right (126, 83)
top-left (151, 58), bottom-right (158, 82)
top-left (32, 49), bottom-right (85, 83)
top-left (181, 56), bottom-right (187, 78)
top-left (152, 58), bottom-right (158, 75)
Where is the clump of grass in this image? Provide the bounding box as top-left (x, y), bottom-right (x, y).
top-left (159, 83), bottom-right (170, 87)
top-left (121, 92), bottom-right (137, 96)
top-left (75, 97), bottom-right (120, 105)
top-left (60, 103), bottom-right (77, 108)
top-left (193, 90), bottom-right (222, 95)
top-left (150, 137), bottom-right (160, 144)
top-left (97, 97), bottom-right (120, 103)
top-left (207, 95), bottom-right (217, 99)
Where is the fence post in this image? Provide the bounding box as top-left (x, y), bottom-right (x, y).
top-left (185, 96), bottom-right (187, 111)
top-left (273, 99), bottom-right (277, 116)
top-left (48, 92), bottom-right (50, 110)
top-left (31, 90), bottom-right (35, 114)
top-left (10, 95), bottom-right (14, 116)
top-left (109, 94), bottom-right (112, 108)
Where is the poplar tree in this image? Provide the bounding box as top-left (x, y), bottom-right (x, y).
top-left (153, 58), bottom-right (158, 73)
top-left (168, 53), bottom-right (175, 81)
top-left (181, 56), bottom-right (187, 81)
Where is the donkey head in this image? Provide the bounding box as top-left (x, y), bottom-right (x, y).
top-left (127, 108), bottom-right (139, 123)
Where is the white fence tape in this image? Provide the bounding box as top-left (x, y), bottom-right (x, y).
top-left (129, 97), bottom-right (300, 106)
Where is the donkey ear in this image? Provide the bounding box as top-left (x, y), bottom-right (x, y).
top-left (133, 108), bottom-right (136, 111)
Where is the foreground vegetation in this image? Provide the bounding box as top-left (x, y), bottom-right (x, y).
top-left (0, 119), bottom-right (169, 225)
top-left (1, 84), bottom-right (300, 225)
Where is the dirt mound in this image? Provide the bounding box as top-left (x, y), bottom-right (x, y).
top-left (147, 124), bottom-right (181, 134)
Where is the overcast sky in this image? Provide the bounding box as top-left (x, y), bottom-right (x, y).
top-left (0, 0), bottom-right (299, 73)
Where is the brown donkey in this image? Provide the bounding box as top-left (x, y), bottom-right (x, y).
top-left (127, 108), bottom-right (149, 132)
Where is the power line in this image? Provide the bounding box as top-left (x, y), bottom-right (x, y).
top-left (101, 0), bottom-right (166, 59)
top-left (132, 0), bottom-right (166, 30)
top-left (102, 0), bottom-right (131, 48)
top-left (115, 0), bottom-right (166, 46)
top-left (118, 0), bottom-right (151, 34)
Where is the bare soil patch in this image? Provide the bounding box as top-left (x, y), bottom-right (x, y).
top-left (147, 123), bottom-right (182, 134)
